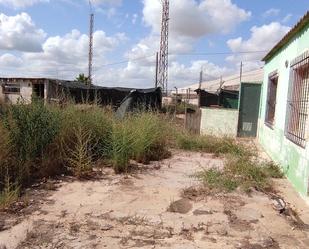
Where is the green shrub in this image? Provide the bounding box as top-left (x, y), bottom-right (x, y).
top-left (262, 161), bottom-right (284, 179)
top-left (0, 174), bottom-right (19, 211)
top-left (108, 112), bottom-right (171, 173)
top-left (196, 168), bottom-right (238, 192)
top-left (3, 100), bottom-right (60, 184)
top-left (57, 105), bottom-right (112, 158)
top-left (0, 99), bottom-right (8, 117)
top-left (175, 132), bottom-right (249, 157)
top-left (131, 113), bottom-right (170, 163)
top-left (64, 126), bottom-right (94, 178)
top-left (0, 122), bottom-right (14, 192)
top-left (110, 119), bottom-right (135, 173)
top-left (162, 102), bottom-right (197, 115)
top-left (197, 155), bottom-right (281, 193)
top-left (4, 100), bottom-right (60, 161)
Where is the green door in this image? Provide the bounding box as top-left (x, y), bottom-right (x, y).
top-left (238, 83), bottom-right (262, 137)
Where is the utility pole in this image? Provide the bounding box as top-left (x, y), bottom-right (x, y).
top-left (218, 76), bottom-right (223, 106)
top-left (240, 61), bottom-right (243, 85)
top-left (88, 1), bottom-right (94, 86)
top-left (155, 52), bottom-right (159, 88)
top-left (158, 0), bottom-right (169, 95)
top-left (174, 86), bottom-right (178, 117)
top-left (199, 68), bottom-right (203, 89)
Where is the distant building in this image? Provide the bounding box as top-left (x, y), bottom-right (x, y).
top-left (258, 11), bottom-right (309, 198)
top-left (182, 69), bottom-right (263, 137)
top-left (0, 78), bottom-right (54, 104)
top-left (0, 77), bottom-right (162, 111)
top-left (179, 68), bottom-right (264, 93)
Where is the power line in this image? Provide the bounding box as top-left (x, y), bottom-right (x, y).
top-left (172, 50), bottom-right (268, 56)
top-left (99, 54), bottom-right (156, 67)
top-left (0, 50), bottom-right (267, 73)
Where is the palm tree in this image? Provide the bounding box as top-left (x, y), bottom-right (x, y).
top-left (76, 74), bottom-right (89, 85)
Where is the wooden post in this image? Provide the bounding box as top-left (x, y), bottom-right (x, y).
top-left (174, 87), bottom-right (178, 118)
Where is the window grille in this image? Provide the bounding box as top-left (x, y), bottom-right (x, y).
top-left (265, 71), bottom-right (278, 127)
top-left (286, 51), bottom-right (309, 147)
top-left (2, 83), bottom-right (20, 94)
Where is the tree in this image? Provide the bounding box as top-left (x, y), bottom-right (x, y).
top-left (76, 74), bottom-right (89, 85)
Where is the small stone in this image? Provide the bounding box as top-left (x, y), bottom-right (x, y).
top-left (167, 198), bottom-right (192, 214)
top-left (101, 224), bottom-right (113, 231)
top-left (216, 227), bottom-right (228, 236)
top-left (260, 236), bottom-right (275, 248)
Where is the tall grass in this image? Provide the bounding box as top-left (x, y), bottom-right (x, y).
top-left (0, 174), bottom-right (19, 211)
top-left (64, 126), bottom-right (94, 178)
top-left (2, 100), bottom-right (60, 185)
top-left (0, 122), bottom-right (14, 193)
top-left (131, 113), bottom-right (170, 163)
top-left (175, 129), bottom-right (282, 193)
top-left (175, 131), bottom-right (250, 157)
top-left (196, 154), bottom-right (283, 193)
top-left (110, 119), bottom-right (135, 173)
top-left (5, 100), bottom-right (60, 162)
top-left (0, 102), bottom-right (172, 196)
top-left (109, 112), bottom-right (170, 173)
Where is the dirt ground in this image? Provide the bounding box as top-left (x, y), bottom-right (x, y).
top-left (1, 150), bottom-right (309, 249)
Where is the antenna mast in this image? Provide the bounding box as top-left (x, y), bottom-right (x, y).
top-left (158, 0), bottom-right (169, 95)
top-left (88, 1), bottom-right (94, 85)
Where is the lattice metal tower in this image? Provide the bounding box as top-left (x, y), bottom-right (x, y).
top-left (88, 1), bottom-right (94, 86)
top-left (158, 0), bottom-right (169, 95)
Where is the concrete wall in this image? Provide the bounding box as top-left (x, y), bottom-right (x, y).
top-left (200, 108), bottom-right (239, 137)
top-left (258, 22), bottom-right (309, 197)
top-left (20, 80), bottom-right (32, 103)
top-left (0, 79), bottom-right (50, 104)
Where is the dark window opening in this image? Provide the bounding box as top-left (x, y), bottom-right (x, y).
top-left (33, 83), bottom-right (45, 99)
top-left (2, 83), bottom-right (20, 94)
top-left (265, 71), bottom-right (278, 127)
top-left (286, 51), bottom-right (309, 148)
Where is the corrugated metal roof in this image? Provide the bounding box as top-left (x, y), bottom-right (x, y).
top-left (179, 68), bottom-right (263, 93)
top-left (263, 11), bottom-right (309, 62)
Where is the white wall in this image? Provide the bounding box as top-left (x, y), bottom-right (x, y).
top-left (200, 108), bottom-right (239, 137)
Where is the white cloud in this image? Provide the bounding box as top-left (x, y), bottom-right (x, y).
top-left (1, 29), bottom-right (127, 80)
top-left (226, 22), bottom-right (290, 67)
top-left (262, 8), bottom-right (280, 18)
top-left (169, 60), bottom-right (233, 87)
top-left (0, 13), bottom-right (46, 52)
top-left (92, 57), bottom-right (233, 89)
top-left (0, 53), bottom-right (23, 67)
top-left (0, 0), bottom-right (250, 88)
top-left (90, 0), bottom-right (122, 6)
top-left (143, 0), bottom-right (251, 38)
top-left (282, 14), bottom-right (293, 23)
top-left (132, 14), bottom-right (138, 25)
top-left (94, 0), bottom-right (249, 88)
top-left (0, 0), bottom-right (48, 8)
top-left (107, 0), bottom-right (249, 88)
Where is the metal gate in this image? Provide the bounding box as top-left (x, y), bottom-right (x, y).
top-left (238, 83), bottom-right (262, 137)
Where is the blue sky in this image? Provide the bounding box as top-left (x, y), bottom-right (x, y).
top-left (0, 0), bottom-right (308, 88)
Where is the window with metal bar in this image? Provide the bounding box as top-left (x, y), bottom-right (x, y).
top-left (265, 71), bottom-right (278, 127)
top-left (2, 83), bottom-right (20, 94)
top-left (285, 51), bottom-right (309, 148)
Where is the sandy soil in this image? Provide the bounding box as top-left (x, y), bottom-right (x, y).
top-left (1, 150), bottom-right (309, 249)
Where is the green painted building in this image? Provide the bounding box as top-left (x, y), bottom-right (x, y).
top-left (259, 11), bottom-right (309, 198)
